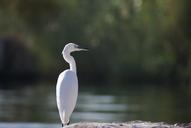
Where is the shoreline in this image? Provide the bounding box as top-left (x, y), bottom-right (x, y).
top-left (65, 121), bottom-right (191, 128)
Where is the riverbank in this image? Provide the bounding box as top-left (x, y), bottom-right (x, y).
top-left (65, 121), bottom-right (191, 128)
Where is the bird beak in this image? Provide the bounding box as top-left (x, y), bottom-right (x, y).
top-left (77, 48), bottom-right (88, 51)
top-left (75, 45), bottom-right (88, 51)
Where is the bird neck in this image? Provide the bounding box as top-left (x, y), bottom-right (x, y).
top-left (63, 53), bottom-right (77, 74)
top-left (69, 57), bottom-right (76, 74)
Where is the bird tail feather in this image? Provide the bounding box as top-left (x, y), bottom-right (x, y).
top-left (62, 111), bottom-right (69, 126)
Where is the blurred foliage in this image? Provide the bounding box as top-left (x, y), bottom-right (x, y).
top-left (0, 0), bottom-right (191, 86)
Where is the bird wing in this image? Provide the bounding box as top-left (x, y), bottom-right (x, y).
top-left (56, 69), bottom-right (78, 124)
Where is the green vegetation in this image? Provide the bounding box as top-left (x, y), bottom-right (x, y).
top-left (0, 0), bottom-right (191, 86)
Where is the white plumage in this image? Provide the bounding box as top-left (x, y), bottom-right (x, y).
top-left (56, 43), bottom-right (87, 126)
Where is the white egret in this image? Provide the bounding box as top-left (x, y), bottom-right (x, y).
top-left (56, 43), bottom-right (87, 127)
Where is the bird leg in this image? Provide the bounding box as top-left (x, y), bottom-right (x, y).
top-left (67, 120), bottom-right (70, 125)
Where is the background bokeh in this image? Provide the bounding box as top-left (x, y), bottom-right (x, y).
top-left (0, 0), bottom-right (190, 126)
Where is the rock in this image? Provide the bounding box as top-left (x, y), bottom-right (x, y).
top-left (64, 121), bottom-right (191, 128)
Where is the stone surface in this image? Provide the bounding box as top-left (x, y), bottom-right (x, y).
top-left (64, 121), bottom-right (191, 128)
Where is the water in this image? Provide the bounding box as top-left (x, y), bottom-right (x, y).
top-left (0, 82), bottom-right (190, 128)
top-left (0, 123), bottom-right (59, 128)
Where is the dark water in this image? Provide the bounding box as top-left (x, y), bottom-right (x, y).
top-left (0, 82), bottom-right (190, 128)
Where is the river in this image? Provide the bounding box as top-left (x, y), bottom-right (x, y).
top-left (0, 82), bottom-right (190, 128)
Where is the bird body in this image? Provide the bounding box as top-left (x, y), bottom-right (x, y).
top-left (56, 43), bottom-right (87, 126)
top-left (56, 70), bottom-right (78, 124)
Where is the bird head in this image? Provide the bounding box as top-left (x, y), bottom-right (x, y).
top-left (62, 43), bottom-right (87, 54)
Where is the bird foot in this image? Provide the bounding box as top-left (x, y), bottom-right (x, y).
top-left (61, 121), bottom-right (70, 127)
